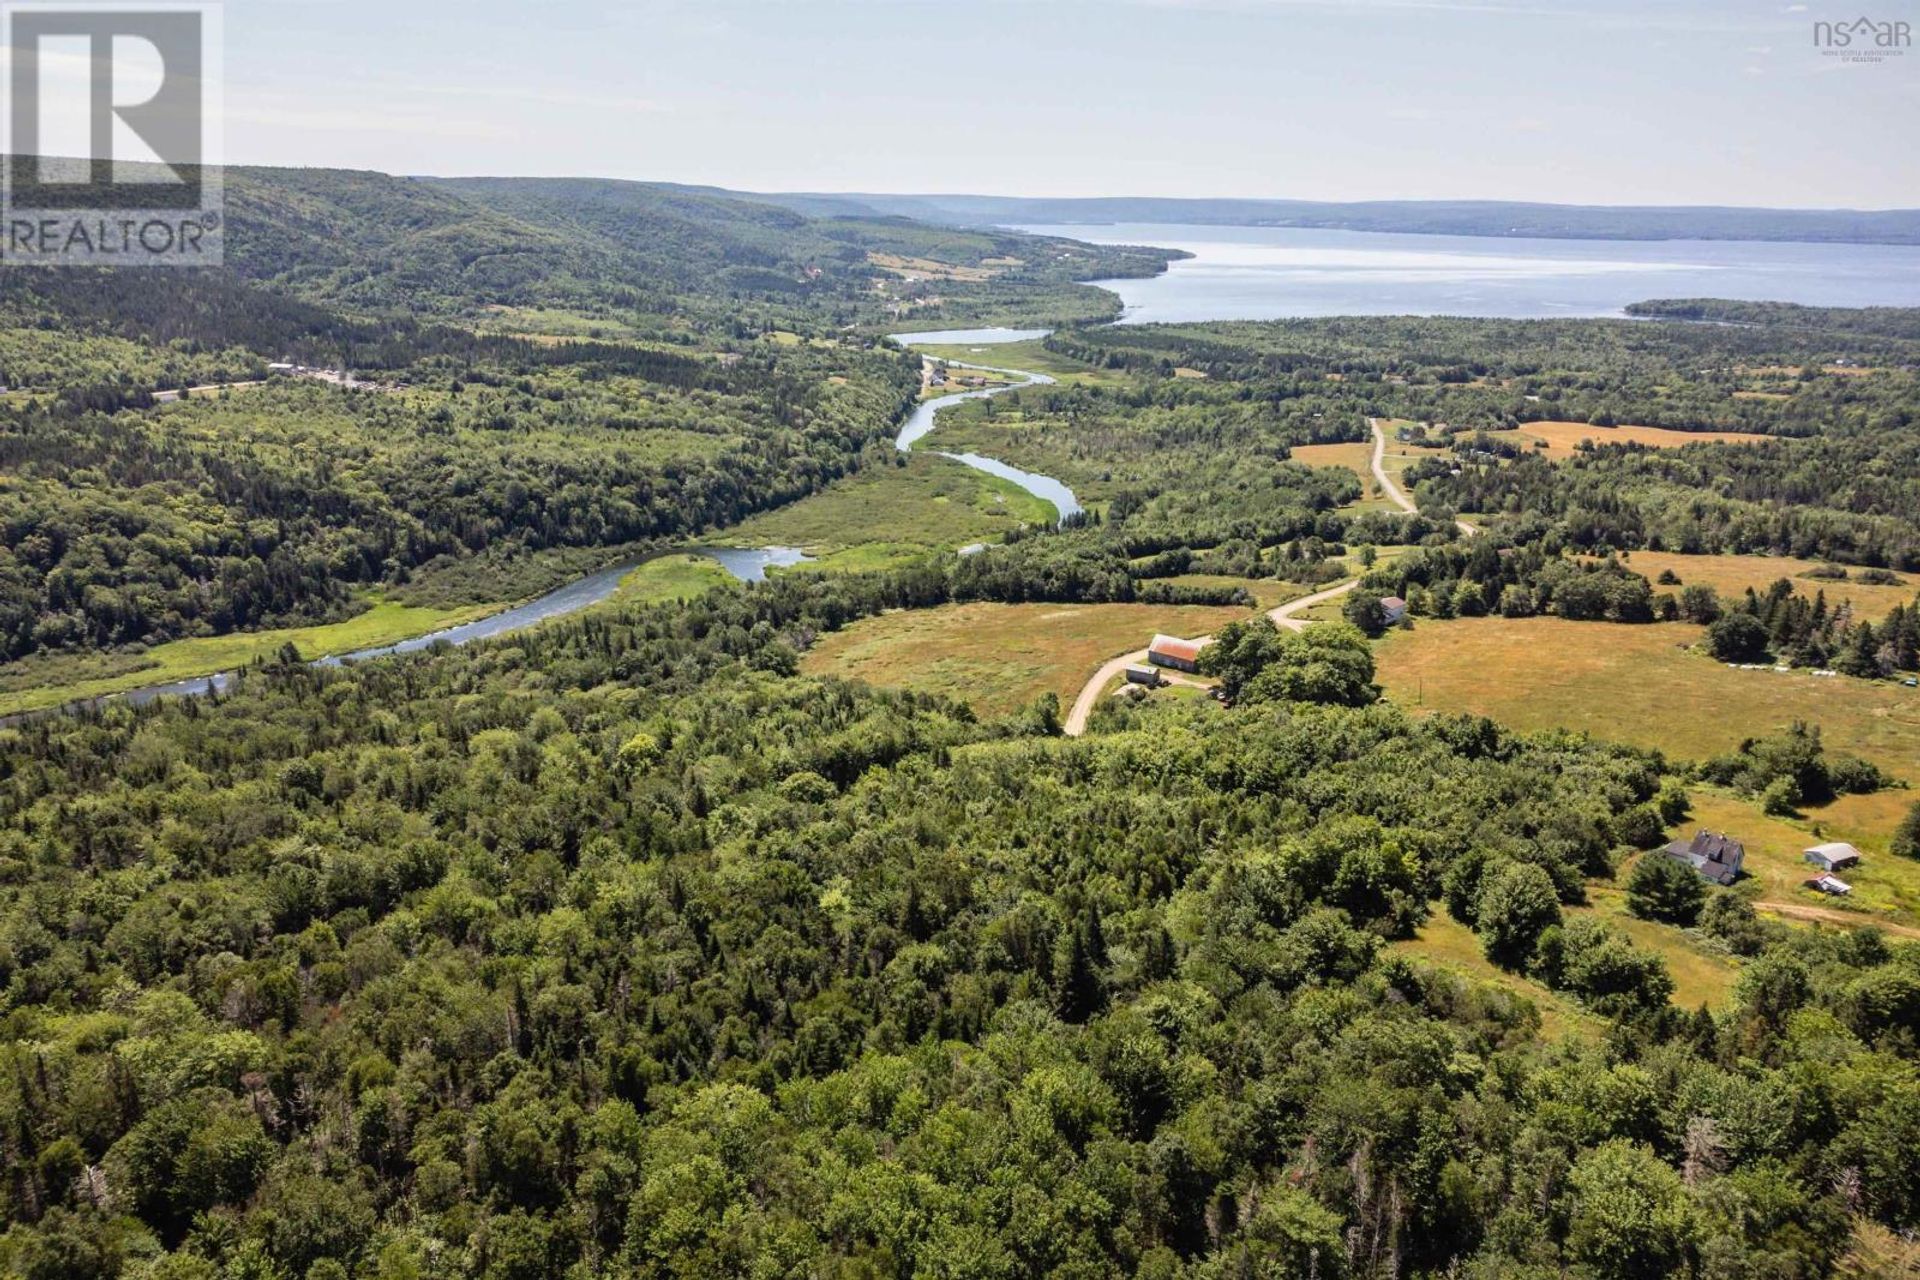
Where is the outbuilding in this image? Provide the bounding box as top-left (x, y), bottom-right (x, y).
top-left (1379, 596), bottom-right (1408, 625)
top-left (1804, 842), bottom-right (1862, 873)
top-left (1124, 664), bottom-right (1163, 687)
top-left (1147, 634), bottom-right (1207, 673)
top-left (1811, 874), bottom-right (1852, 897)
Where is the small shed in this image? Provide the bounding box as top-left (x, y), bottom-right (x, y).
top-left (1147, 634), bottom-right (1207, 673)
top-left (1804, 842), bottom-right (1862, 872)
top-left (1811, 874), bottom-right (1852, 897)
top-left (1124, 664), bottom-right (1162, 687)
top-left (1379, 596), bottom-right (1408, 625)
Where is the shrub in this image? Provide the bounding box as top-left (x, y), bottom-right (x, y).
top-left (1476, 861), bottom-right (1562, 971)
top-left (1700, 892), bottom-right (1769, 956)
top-left (1893, 801), bottom-right (1920, 860)
top-left (1707, 613), bottom-right (1770, 662)
top-left (1625, 854), bottom-right (1705, 926)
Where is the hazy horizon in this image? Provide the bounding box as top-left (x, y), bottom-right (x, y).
top-left (221, 0), bottom-right (1916, 208)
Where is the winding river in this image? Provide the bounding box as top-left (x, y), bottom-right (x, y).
top-left (888, 331), bottom-right (1082, 522)
top-left (3, 544), bottom-right (813, 722)
top-left (13, 332), bottom-right (1075, 720)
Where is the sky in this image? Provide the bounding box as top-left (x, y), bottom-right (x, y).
top-left (218, 0), bottom-right (1918, 208)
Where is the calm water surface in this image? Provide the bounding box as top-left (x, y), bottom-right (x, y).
top-left (1014, 223), bottom-right (1920, 322)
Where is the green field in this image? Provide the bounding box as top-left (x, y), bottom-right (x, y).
top-left (716, 451), bottom-right (1055, 568)
top-left (0, 595), bottom-right (498, 716)
top-left (1375, 616), bottom-right (1920, 778)
top-left (1374, 614), bottom-right (1920, 934)
top-left (1619, 550), bottom-right (1918, 618)
top-left (801, 600), bottom-right (1256, 718)
top-left (1390, 913), bottom-right (1603, 1041)
top-left (605, 554), bottom-right (737, 607)
top-left (908, 338), bottom-right (1124, 387)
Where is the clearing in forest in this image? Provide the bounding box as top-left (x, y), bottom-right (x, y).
top-left (801, 600), bottom-right (1255, 718)
top-left (1500, 420), bottom-right (1771, 459)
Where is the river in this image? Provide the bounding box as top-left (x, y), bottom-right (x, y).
top-left (887, 333), bottom-right (1083, 522)
top-left (7, 544), bottom-right (812, 722)
top-left (42, 219), bottom-right (1877, 718)
top-left (13, 332), bottom-right (1086, 721)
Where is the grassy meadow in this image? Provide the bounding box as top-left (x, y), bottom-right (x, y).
top-left (1495, 420), bottom-right (1772, 459)
top-left (1390, 913), bottom-right (1603, 1041)
top-left (1621, 550), bottom-right (1917, 617)
top-left (0, 595), bottom-right (499, 717)
top-left (605, 554), bottom-right (737, 608)
top-left (1374, 616), bottom-right (1920, 774)
top-left (1373, 613), bottom-right (1920, 933)
top-left (800, 600), bottom-right (1256, 718)
top-left (908, 338), bottom-right (1125, 388)
top-left (715, 451), bottom-right (1056, 571)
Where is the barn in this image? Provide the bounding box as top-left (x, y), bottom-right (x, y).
top-left (1147, 634), bottom-right (1207, 673)
top-left (1804, 842), bottom-right (1862, 872)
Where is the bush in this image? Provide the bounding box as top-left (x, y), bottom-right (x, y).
top-left (1700, 891), bottom-right (1769, 956)
top-left (1476, 861), bottom-right (1563, 971)
top-left (1342, 593), bottom-right (1388, 638)
top-left (1678, 584), bottom-right (1721, 624)
top-left (1625, 854), bottom-right (1705, 926)
top-left (1610, 804), bottom-right (1666, 850)
top-left (1893, 801), bottom-right (1920, 860)
top-left (1707, 613), bottom-right (1770, 662)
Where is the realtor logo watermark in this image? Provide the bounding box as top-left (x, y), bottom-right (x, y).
top-left (1813, 14), bottom-right (1910, 63)
top-left (2, 2), bottom-right (222, 265)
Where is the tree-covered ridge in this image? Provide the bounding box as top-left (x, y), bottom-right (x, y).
top-left (206, 168), bottom-right (1176, 332)
top-left (1047, 310), bottom-right (1920, 438)
top-left (1033, 312), bottom-right (1920, 578)
top-left (0, 342), bottom-right (917, 660)
top-left (728, 191), bottom-right (1920, 246)
top-left (1415, 430), bottom-right (1920, 572)
top-left (1627, 298), bottom-right (1920, 340)
top-left (0, 573), bottom-right (1913, 1278)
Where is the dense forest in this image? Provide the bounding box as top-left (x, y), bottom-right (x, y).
top-left (0, 345), bottom-right (916, 660)
top-left (0, 166), bottom-right (1180, 667)
top-left (1042, 314), bottom-right (1920, 578)
top-left (3, 160), bottom-right (1920, 1278)
top-left (1, 570), bottom-right (1916, 1279)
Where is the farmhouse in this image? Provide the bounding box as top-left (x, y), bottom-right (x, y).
top-left (1803, 842), bottom-right (1862, 873)
top-left (1661, 830), bottom-right (1745, 886)
top-left (1147, 634), bottom-right (1207, 673)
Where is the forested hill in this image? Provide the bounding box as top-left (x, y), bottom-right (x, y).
top-left (1628, 298), bottom-right (1920, 340)
top-left (0, 560), bottom-right (1914, 1279)
top-left (700, 189), bottom-right (1920, 246)
top-left (213, 167), bottom-right (1176, 329)
top-left (0, 163), bottom-right (1179, 335)
top-left (0, 162), bottom-right (1186, 671)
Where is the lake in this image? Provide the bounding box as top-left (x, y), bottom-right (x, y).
top-left (1014, 223), bottom-right (1920, 322)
